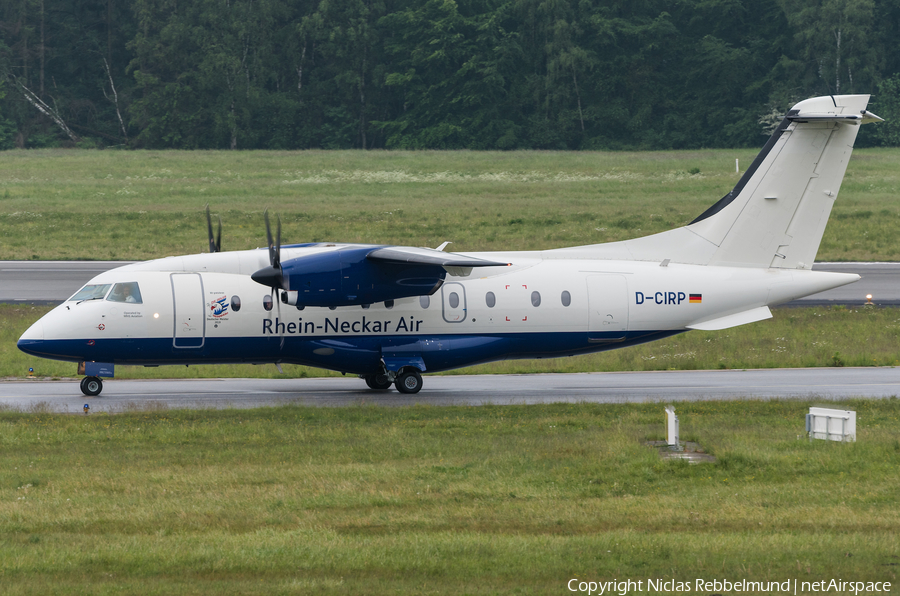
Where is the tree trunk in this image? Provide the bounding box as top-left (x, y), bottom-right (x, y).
top-left (834, 28), bottom-right (841, 94)
top-left (40, 0), bottom-right (45, 98)
top-left (107, 0), bottom-right (113, 67)
top-left (296, 45), bottom-right (306, 93)
top-left (230, 92), bottom-right (237, 149)
top-left (102, 56), bottom-right (128, 141)
top-left (16, 78), bottom-right (79, 142)
top-left (22, 24), bottom-right (28, 87)
top-left (359, 38), bottom-right (367, 149)
top-left (573, 68), bottom-right (584, 132)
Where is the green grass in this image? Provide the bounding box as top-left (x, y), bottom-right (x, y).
top-left (0, 400), bottom-right (898, 594)
top-left (2, 148), bottom-right (900, 260)
top-left (5, 304), bottom-right (900, 379)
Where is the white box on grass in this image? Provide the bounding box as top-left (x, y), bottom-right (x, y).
top-left (807, 407), bottom-right (856, 442)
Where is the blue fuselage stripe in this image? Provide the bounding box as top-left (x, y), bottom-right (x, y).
top-left (18, 330), bottom-right (683, 375)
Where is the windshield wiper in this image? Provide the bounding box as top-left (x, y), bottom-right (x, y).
top-left (76, 296), bottom-right (105, 305)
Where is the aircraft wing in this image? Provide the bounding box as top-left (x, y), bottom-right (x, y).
top-left (367, 246), bottom-right (510, 269)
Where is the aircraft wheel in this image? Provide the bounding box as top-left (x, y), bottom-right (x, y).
top-left (364, 374), bottom-right (393, 390)
top-left (395, 370), bottom-right (423, 394)
top-left (80, 376), bottom-right (103, 397)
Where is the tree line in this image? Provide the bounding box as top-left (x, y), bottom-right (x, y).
top-left (2, 0), bottom-right (900, 151)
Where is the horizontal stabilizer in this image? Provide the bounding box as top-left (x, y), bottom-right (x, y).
top-left (687, 306), bottom-right (772, 331)
top-left (788, 110), bottom-right (883, 125)
top-left (368, 246), bottom-right (510, 268)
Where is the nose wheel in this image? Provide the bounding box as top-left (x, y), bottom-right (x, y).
top-left (80, 376), bottom-right (103, 396)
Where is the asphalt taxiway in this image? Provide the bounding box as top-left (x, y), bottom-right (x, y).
top-left (0, 261), bottom-right (136, 304)
top-left (1, 368), bottom-right (897, 413)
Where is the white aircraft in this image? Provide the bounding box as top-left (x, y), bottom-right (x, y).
top-left (18, 94), bottom-right (881, 396)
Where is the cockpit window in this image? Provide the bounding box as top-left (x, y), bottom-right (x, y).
top-left (69, 284), bottom-right (112, 302)
top-left (107, 282), bottom-right (143, 304)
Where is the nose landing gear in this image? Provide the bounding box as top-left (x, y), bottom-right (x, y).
top-left (80, 376), bottom-right (103, 396)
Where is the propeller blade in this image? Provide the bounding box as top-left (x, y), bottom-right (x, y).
top-left (277, 289), bottom-right (285, 350)
top-left (216, 215), bottom-right (222, 253)
top-left (264, 209), bottom-right (277, 267)
top-left (206, 204), bottom-right (219, 253)
top-left (252, 209), bottom-right (287, 290)
top-left (275, 216), bottom-right (281, 270)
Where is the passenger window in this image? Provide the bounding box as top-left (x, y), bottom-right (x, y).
top-left (385, 300), bottom-right (394, 309)
top-left (70, 284), bottom-right (111, 302)
top-left (449, 292), bottom-right (460, 308)
top-left (107, 282), bottom-right (143, 304)
top-left (531, 291), bottom-right (541, 307)
top-left (231, 296), bottom-right (241, 312)
top-left (561, 291), bottom-right (571, 307)
top-left (263, 295), bottom-right (273, 311)
top-left (485, 292), bottom-right (496, 308)
top-left (420, 296), bottom-right (430, 309)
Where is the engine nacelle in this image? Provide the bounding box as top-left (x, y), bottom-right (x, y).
top-left (281, 247), bottom-right (445, 307)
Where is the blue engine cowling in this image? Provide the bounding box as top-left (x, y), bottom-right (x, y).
top-left (280, 246), bottom-right (445, 307)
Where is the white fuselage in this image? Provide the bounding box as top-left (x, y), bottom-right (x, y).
top-left (18, 245), bottom-right (858, 376)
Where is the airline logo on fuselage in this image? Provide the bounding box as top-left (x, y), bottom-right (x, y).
top-left (635, 291), bottom-right (701, 305)
top-left (262, 316), bottom-right (423, 336)
top-left (210, 295), bottom-right (229, 318)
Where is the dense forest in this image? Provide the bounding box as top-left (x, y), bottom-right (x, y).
top-left (2, 0), bottom-right (900, 150)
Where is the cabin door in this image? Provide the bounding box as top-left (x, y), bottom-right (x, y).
top-left (171, 273), bottom-right (206, 348)
top-left (586, 275), bottom-right (629, 341)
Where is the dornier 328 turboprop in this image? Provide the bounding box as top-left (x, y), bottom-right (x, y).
top-left (18, 95), bottom-right (882, 396)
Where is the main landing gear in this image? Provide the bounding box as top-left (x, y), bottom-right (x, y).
top-left (395, 370), bottom-right (423, 394)
top-left (361, 368), bottom-right (424, 394)
top-left (364, 373), bottom-right (392, 390)
top-left (80, 376), bottom-right (103, 396)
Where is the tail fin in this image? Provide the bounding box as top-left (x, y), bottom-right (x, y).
top-left (689, 94), bottom-right (880, 268)
top-left (567, 95), bottom-right (882, 268)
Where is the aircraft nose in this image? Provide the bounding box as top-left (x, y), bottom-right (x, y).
top-left (17, 320), bottom-right (45, 355)
top-left (19, 320), bottom-right (44, 341)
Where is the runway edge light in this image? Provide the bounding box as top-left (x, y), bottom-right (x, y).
top-left (806, 407), bottom-right (856, 442)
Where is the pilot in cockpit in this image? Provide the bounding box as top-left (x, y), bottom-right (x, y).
top-left (108, 282), bottom-right (142, 304)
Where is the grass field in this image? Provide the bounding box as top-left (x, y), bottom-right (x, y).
top-left (4, 304), bottom-right (900, 379)
top-left (0, 400), bottom-right (897, 594)
top-left (2, 148), bottom-right (900, 261)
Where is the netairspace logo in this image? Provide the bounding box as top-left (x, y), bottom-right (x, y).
top-left (566, 578), bottom-right (892, 595)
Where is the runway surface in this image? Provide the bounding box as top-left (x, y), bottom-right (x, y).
top-left (0, 261), bottom-right (135, 304)
top-left (2, 368), bottom-right (897, 413)
top-left (0, 261), bottom-right (895, 306)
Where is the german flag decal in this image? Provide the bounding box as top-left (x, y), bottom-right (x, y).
top-left (689, 294), bottom-right (702, 304)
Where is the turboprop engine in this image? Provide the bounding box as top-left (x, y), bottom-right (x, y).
top-left (249, 211), bottom-right (509, 308)
top-left (276, 246), bottom-right (447, 308)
